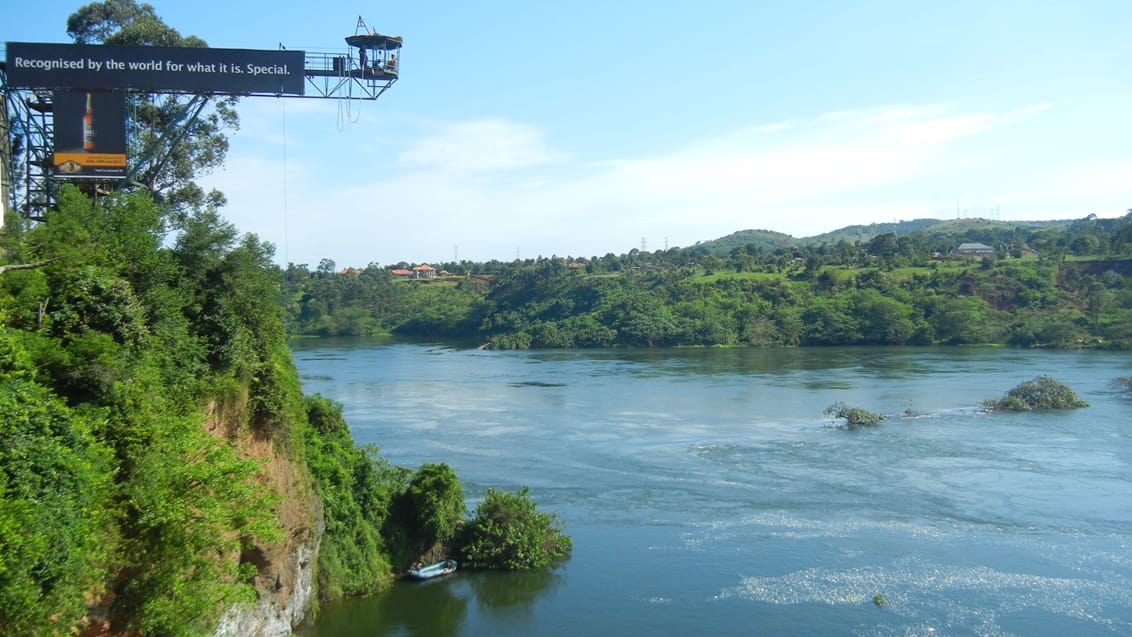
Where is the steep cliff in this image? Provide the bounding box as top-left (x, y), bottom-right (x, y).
top-left (206, 401), bottom-right (324, 637)
top-left (0, 190), bottom-right (330, 636)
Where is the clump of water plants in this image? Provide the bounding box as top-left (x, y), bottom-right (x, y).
top-left (824, 402), bottom-right (887, 428)
top-left (1115, 377), bottom-right (1132, 397)
top-left (873, 593), bottom-right (889, 607)
top-left (983, 375), bottom-right (1089, 411)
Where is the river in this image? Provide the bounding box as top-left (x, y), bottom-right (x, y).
top-left (291, 340), bottom-right (1132, 636)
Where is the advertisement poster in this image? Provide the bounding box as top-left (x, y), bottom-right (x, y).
top-left (8, 43), bottom-right (305, 95)
top-left (53, 90), bottom-right (127, 179)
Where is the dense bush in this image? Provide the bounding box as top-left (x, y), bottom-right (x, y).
top-left (824, 401), bottom-right (887, 428)
top-left (983, 375), bottom-right (1089, 411)
top-left (303, 395), bottom-right (408, 599)
top-left (1, 189), bottom-right (289, 635)
top-left (0, 335), bottom-right (112, 634)
top-left (457, 487), bottom-right (572, 570)
top-left (398, 463), bottom-right (466, 556)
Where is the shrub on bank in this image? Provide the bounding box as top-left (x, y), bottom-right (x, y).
top-left (457, 487), bottom-right (573, 570)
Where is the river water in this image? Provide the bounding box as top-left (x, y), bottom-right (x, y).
top-left (291, 340), bottom-right (1132, 636)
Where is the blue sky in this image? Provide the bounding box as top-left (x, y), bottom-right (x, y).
top-left (5, 1), bottom-right (1131, 267)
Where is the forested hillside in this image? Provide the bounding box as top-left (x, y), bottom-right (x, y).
top-left (1, 188), bottom-right (572, 636)
top-left (282, 212), bottom-right (1132, 349)
top-left (0, 190), bottom-right (310, 635)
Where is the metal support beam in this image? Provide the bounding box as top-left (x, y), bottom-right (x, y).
top-left (1, 90), bottom-right (9, 224)
top-left (121, 94), bottom-right (210, 192)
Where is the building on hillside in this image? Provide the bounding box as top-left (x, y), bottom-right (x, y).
top-left (391, 268), bottom-right (413, 279)
top-left (954, 242), bottom-right (995, 259)
top-left (413, 264), bottom-right (437, 278)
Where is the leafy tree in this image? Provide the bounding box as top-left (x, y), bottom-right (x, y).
top-left (0, 330), bottom-right (113, 635)
top-left (317, 258), bottom-right (337, 277)
top-left (615, 295), bottom-right (680, 347)
top-left (929, 296), bottom-right (992, 345)
top-left (865, 232), bottom-right (900, 261)
top-left (66, 0), bottom-right (238, 216)
top-left (400, 464), bottom-right (466, 555)
top-left (802, 295), bottom-right (859, 345)
top-left (304, 395), bottom-right (403, 598)
top-left (116, 408), bottom-right (282, 637)
top-left (458, 487), bottom-right (572, 570)
top-left (1, 185), bottom-right (291, 634)
top-left (852, 289), bottom-right (916, 345)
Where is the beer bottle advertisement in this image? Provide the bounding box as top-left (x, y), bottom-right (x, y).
top-left (53, 90), bottom-right (127, 179)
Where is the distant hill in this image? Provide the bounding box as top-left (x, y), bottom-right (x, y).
top-left (806, 218), bottom-right (1072, 245)
top-left (690, 228), bottom-right (796, 254)
top-left (691, 217), bottom-right (1076, 255)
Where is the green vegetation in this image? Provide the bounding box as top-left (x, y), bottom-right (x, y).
top-left (984, 376), bottom-right (1089, 411)
top-left (824, 402), bottom-right (887, 428)
top-left (0, 340), bottom-right (112, 634)
top-left (398, 463), bottom-right (467, 557)
top-left (1, 4), bottom-right (298, 630)
top-left (303, 395), bottom-right (405, 599)
top-left (1, 188), bottom-right (574, 633)
top-left (66, 0), bottom-right (239, 215)
top-left (0, 188), bottom-right (292, 635)
top-left (302, 396), bottom-right (570, 586)
top-left (458, 487), bottom-right (573, 570)
top-left (2, 8), bottom-right (1123, 633)
top-left (281, 212), bottom-right (1132, 350)
top-left (3, 4), bottom-right (574, 633)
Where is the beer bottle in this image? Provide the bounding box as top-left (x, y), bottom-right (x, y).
top-left (83, 93), bottom-right (96, 151)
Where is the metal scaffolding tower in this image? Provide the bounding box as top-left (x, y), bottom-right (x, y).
top-left (2, 20), bottom-right (402, 218)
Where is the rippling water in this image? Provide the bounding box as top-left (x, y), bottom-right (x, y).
top-left (292, 340), bottom-right (1132, 636)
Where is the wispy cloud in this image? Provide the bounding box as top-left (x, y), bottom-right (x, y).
top-left (207, 101), bottom-right (1120, 265)
top-left (399, 118), bottom-right (568, 174)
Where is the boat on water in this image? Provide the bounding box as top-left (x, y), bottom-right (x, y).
top-left (406, 559), bottom-right (457, 580)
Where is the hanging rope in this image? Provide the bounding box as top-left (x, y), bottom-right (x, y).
top-left (336, 46), bottom-right (362, 131)
top-left (281, 98), bottom-right (289, 270)
top-left (337, 86), bottom-right (361, 130)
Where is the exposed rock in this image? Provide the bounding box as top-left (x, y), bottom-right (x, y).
top-left (213, 538), bottom-right (320, 637)
top-left (205, 400), bottom-right (325, 637)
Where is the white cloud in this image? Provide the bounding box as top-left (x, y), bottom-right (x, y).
top-left (399, 118), bottom-right (568, 174)
top-left (207, 100), bottom-right (1123, 265)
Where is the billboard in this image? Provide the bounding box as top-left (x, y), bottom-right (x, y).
top-left (6, 42), bottom-right (305, 95)
top-left (53, 91), bottom-right (127, 180)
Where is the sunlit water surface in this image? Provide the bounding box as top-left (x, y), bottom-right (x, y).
top-left (292, 340), bottom-right (1132, 636)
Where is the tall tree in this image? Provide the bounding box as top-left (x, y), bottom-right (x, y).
top-left (66, 0), bottom-right (238, 218)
